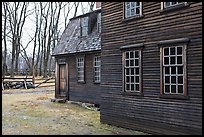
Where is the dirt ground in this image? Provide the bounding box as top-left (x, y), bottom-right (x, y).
top-left (2, 87), bottom-right (149, 135)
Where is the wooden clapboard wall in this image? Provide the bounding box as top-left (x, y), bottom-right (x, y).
top-left (100, 2), bottom-right (202, 135)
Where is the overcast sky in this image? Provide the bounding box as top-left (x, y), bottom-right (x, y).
top-left (4, 2), bottom-right (97, 56)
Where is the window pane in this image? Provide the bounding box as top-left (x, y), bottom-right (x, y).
top-left (126, 52), bottom-right (129, 59)
top-left (178, 66), bottom-right (183, 74)
top-left (136, 84), bottom-right (139, 91)
top-left (178, 85), bottom-right (183, 93)
top-left (126, 84), bottom-right (130, 90)
top-left (166, 2), bottom-right (170, 7)
top-left (164, 48), bottom-right (169, 56)
top-left (130, 52), bottom-right (134, 58)
top-left (135, 68), bottom-right (139, 74)
top-left (135, 76), bottom-right (139, 83)
top-left (131, 76), bottom-right (134, 83)
top-left (131, 8), bottom-right (135, 16)
top-left (170, 47), bottom-right (175, 55)
top-left (130, 59), bottom-right (134, 66)
top-left (165, 85), bottom-right (170, 93)
top-left (164, 57), bottom-right (169, 65)
top-left (170, 57), bottom-right (175, 64)
top-left (171, 66), bottom-right (176, 74)
top-left (177, 47), bottom-right (182, 55)
top-left (126, 60), bottom-right (129, 66)
top-left (177, 56), bottom-right (182, 64)
top-left (131, 84), bottom-right (134, 91)
top-left (165, 67), bottom-right (170, 74)
top-left (136, 2), bottom-right (140, 6)
top-left (171, 76), bottom-right (176, 84)
top-left (136, 8), bottom-right (140, 15)
top-left (131, 2), bottom-right (135, 7)
top-left (135, 51), bottom-right (139, 58)
top-left (126, 69), bottom-right (129, 75)
top-left (165, 76), bottom-right (170, 83)
top-left (126, 76), bottom-right (130, 83)
top-left (178, 76), bottom-right (183, 84)
top-left (131, 68), bottom-right (134, 75)
top-left (135, 59), bottom-right (138, 66)
top-left (171, 85), bottom-right (176, 93)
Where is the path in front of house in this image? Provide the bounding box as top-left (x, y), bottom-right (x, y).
top-left (2, 87), bottom-right (149, 135)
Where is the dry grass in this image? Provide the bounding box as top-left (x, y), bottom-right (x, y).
top-left (2, 88), bottom-right (149, 135)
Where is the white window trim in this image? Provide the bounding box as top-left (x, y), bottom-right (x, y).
top-left (93, 56), bottom-right (101, 83)
top-left (123, 50), bottom-right (142, 93)
top-left (124, 2), bottom-right (142, 19)
top-left (76, 57), bottom-right (85, 82)
top-left (160, 45), bottom-right (187, 96)
top-left (161, 2), bottom-right (188, 10)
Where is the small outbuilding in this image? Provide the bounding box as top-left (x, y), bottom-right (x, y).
top-left (52, 9), bottom-right (101, 105)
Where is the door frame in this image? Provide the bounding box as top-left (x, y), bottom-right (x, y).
top-left (55, 58), bottom-right (69, 100)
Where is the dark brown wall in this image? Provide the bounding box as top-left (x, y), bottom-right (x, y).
top-left (67, 52), bottom-right (101, 104)
top-left (100, 2), bottom-right (202, 135)
top-left (56, 52), bottom-right (100, 104)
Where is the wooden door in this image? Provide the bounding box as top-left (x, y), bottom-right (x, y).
top-left (59, 64), bottom-right (67, 97)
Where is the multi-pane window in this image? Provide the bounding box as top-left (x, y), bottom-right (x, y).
top-left (125, 2), bottom-right (142, 18)
top-left (77, 57), bottom-right (85, 82)
top-left (94, 56), bottom-right (101, 83)
top-left (124, 50), bottom-right (141, 92)
top-left (162, 46), bottom-right (185, 94)
top-left (81, 17), bottom-right (88, 36)
top-left (97, 13), bottom-right (101, 33)
top-left (164, 2), bottom-right (186, 8)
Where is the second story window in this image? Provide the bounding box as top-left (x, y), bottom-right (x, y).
top-left (81, 17), bottom-right (88, 36)
top-left (124, 2), bottom-right (142, 18)
top-left (164, 2), bottom-right (186, 8)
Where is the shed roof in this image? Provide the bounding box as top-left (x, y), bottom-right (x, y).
top-left (52, 9), bottom-right (101, 56)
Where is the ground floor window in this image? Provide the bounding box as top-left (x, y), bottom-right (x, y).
top-left (160, 44), bottom-right (187, 96)
top-left (77, 57), bottom-right (85, 82)
top-left (123, 50), bottom-right (142, 92)
top-left (94, 56), bottom-right (101, 83)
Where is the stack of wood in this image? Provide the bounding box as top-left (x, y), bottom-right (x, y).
top-left (3, 81), bottom-right (36, 90)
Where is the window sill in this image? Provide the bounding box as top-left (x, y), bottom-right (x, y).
top-left (122, 91), bottom-right (144, 97)
top-left (159, 94), bottom-right (190, 100)
top-left (94, 82), bottom-right (100, 84)
top-left (77, 81), bottom-right (86, 84)
top-left (160, 3), bottom-right (190, 14)
top-left (122, 15), bottom-right (144, 23)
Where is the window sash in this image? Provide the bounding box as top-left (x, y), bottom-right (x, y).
top-left (94, 56), bottom-right (101, 83)
top-left (161, 45), bottom-right (186, 95)
top-left (77, 57), bottom-right (84, 82)
top-left (124, 50), bottom-right (141, 92)
top-left (162, 2), bottom-right (187, 9)
top-left (125, 2), bottom-right (142, 18)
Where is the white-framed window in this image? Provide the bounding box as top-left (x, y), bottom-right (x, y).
top-left (161, 2), bottom-right (188, 10)
top-left (97, 13), bottom-right (101, 33)
top-left (77, 57), bottom-right (85, 82)
top-left (81, 17), bottom-right (88, 36)
top-left (123, 50), bottom-right (141, 92)
top-left (124, 2), bottom-right (142, 18)
top-left (93, 56), bottom-right (101, 83)
top-left (161, 45), bottom-right (187, 95)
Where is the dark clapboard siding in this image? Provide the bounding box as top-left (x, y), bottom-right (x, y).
top-left (68, 52), bottom-right (101, 105)
top-left (100, 2), bottom-right (202, 135)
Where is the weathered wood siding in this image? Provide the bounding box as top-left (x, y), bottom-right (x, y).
top-left (55, 52), bottom-right (101, 104)
top-left (100, 2), bottom-right (202, 135)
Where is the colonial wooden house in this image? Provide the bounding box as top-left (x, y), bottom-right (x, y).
top-left (52, 9), bottom-right (101, 104)
top-left (100, 2), bottom-right (202, 135)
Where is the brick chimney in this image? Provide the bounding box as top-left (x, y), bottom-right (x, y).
top-left (96, 2), bottom-right (101, 9)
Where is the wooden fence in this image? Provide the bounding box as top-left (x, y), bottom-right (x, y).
top-left (2, 76), bottom-right (55, 90)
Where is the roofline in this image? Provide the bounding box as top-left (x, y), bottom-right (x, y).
top-left (51, 49), bottom-right (101, 57)
top-left (70, 9), bottom-right (101, 21)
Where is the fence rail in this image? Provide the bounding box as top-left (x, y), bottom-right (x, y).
top-left (2, 76), bottom-right (55, 90)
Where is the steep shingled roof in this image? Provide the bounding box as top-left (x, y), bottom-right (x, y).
top-left (52, 9), bottom-right (101, 56)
